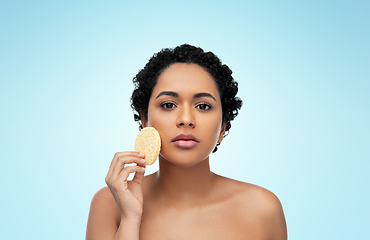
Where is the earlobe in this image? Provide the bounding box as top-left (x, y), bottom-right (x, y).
top-left (217, 123), bottom-right (226, 143)
top-left (140, 111), bottom-right (147, 128)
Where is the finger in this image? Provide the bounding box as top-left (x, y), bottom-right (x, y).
top-left (106, 152), bottom-right (144, 181)
top-left (109, 152), bottom-right (142, 170)
top-left (111, 155), bottom-right (145, 179)
top-left (114, 152), bottom-right (145, 167)
top-left (114, 166), bottom-right (146, 191)
top-left (107, 152), bottom-right (130, 179)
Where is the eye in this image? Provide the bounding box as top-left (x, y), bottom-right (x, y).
top-left (196, 103), bottom-right (212, 110)
top-left (161, 102), bottom-right (177, 109)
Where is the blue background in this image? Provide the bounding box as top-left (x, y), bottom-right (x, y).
top-left (1, 0), bottom-right (369, 239)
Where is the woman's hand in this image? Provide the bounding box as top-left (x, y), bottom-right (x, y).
top-left (105, 151), bottom-right (146, 221)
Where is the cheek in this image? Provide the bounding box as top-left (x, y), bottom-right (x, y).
top-left (146, 107), bottom-right (175, 138)
top-left (147, 107), bottom-right (169, 126)
top-left (201, 114), bottom-right (223, 140)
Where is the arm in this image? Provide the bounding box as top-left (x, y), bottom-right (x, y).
top-left (114, 217), bottom-right (142, 240)
top-left (258, 189), bottom-right (287, 240)
top-left (86, 187), bottom-right (143, 240)
top-left (86, 152), bottom-right (146, 240)
top-left (237, 184), bottom-right (287, 240)
top-left (266, 196), bottom-right (287, 240)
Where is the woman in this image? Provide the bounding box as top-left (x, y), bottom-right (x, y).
top-left (86, 44), bottom-right (287, 240)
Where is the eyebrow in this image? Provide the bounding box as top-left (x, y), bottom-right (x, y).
top-left (155, 91), bottom-right (216, 101)
top-left (156, 91), bottom-right (179, 99)
top-left (193, 92), bottom-right (216, 101)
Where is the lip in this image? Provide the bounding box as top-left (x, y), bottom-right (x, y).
top-left (172, 134), bottom-right (199, 149)
top-left (172, 134), bottom-right (199, 142)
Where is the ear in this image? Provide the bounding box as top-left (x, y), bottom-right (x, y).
top-left (140, 111), bottom-right (148, 128)
top-left (217, 123), bottom-right (226, 143)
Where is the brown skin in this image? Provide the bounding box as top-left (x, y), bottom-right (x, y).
top-left (86, 63), bottom-right (287, 240)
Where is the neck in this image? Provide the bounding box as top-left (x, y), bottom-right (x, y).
top-left (152, 156), bottom-right (216, 207)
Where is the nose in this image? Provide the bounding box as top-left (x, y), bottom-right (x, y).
top-left (176, 105), bottom-right (195, 128)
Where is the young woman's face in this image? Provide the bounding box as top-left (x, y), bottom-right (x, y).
top-left (142, 63), bottom-right (225, 167)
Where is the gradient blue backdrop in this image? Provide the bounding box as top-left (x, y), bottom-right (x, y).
top-left (1, 1), bottom-right (369, 239)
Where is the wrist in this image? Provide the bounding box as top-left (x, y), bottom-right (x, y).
top-left (116, 216), bottom-right (141, 240)
top-left (120, 215), bottom-right (142, 224)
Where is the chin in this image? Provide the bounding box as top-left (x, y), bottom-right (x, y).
top-left (158, 151), bottom-right (210, 169)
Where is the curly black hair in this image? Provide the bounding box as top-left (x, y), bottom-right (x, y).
top-left (130, 44), bottom-right (242, 152)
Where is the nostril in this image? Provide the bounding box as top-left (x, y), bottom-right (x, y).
top-left (178, 121), bottom-right (194, 127)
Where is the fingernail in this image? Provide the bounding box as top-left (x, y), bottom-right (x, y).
top-left (139, 152), bottom-right (144, 157)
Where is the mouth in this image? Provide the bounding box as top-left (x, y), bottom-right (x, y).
top-left (172, 134), bottom-right (199, 148)
top-left (172, 134), bottom-right (199, 142)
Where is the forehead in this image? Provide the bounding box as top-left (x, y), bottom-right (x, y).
top-left (151, 63), bottom-right (220, 99)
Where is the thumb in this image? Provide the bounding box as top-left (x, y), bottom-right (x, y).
top-left (132, 166), bottom-right (145, 185)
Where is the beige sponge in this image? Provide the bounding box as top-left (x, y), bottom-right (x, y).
top-left (134, 127), bottom-right (161, 165)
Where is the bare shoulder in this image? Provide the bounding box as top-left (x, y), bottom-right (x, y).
top-left (86, 186), bottom-right (120, 240)
top-left (238, 181), bottom-right (287, 239)
top-left (215, 174), bottom-right (278, 200)
top-left (215, 175), bottom-right (287, 239)
top-left (90, 186), bottom-right (120, 217)
top-left (91, 186), bottom-right (115, 203)
top-left (240, 181), bottom-right (283, 214)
